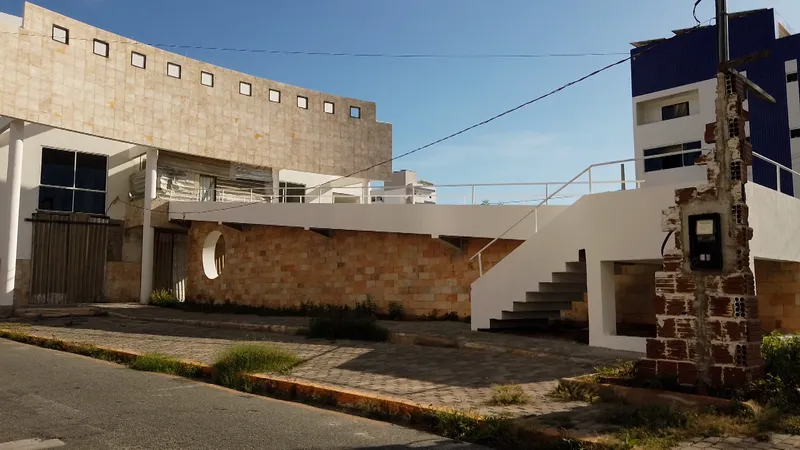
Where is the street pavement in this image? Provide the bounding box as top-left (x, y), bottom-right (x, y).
top-left (0, 339), bottom-right (486, 450)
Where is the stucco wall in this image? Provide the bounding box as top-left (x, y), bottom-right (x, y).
top-left (0, 3), bottom-right (391, 179)
top-left (185, 223), bottom-right (520, 317)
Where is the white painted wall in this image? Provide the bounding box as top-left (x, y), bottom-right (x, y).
top-left (169, 201), bottom-right (568, 241)
top-left (278, 169), bottom-right (367, 203)
top-left (0, 12), bottom-right (22, 29)
top-left (749, 183), bottom-right (800, 261)
top-left (786, 60), bottom-right (800, 195)
top-left (0, 124), bottom-right (140, 260)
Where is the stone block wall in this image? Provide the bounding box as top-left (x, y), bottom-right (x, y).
top-left (185, 223), bottom-right (521, 317)
top-left (13, 259), bottom-right (30, 306)
top-left (755, 260), bottom-right (800, 333)
top-left (106, 261), bottom-right (141, 303)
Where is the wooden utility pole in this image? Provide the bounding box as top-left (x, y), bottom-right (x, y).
top-left (641, 0), bottom-right (776, 389)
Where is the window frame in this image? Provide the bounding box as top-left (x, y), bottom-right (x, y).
top-left (323, 101), bottom-right (335, 114)
top-left (131, 51), bottom-right (147, 69)
top-left (167, 62), bottom-right (182, 79)
top-left (92, 39), bottom-right (109, 58)
top-left (269, 89), bottom-right (281, 103)
top-left (38, 147), bottom-right (109, 215)
top-left (52, 24), bottom-right (69, 44)
top-left (350, 106), bottom-right (361, 119)
top-left (201, 71), bottom-right (215, 87)
top-left (239, 81), bottom-right (252, 96)
top-left (661, 101), bottom-right (690, 121)
top-left (643, 141), bottom-right (702, 173)
top-left (297, 95), bottom-right (309, 109)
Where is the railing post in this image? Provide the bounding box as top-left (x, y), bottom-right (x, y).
top-left (534, 209), bottom-right (539, 233)
top-left (777, 166), bottom-right (782, 193)
top-left (588, 167), bottom-right (593, 194)
top-left (544, 184), bottom-right (549, 205)
top-left (620, 163), bottom-right (626, 191)
top-left (249, 189), bottom-right (253, 202)
top-left (410, 186), bottom-right (416, 204)
top-left (471, 185), bottom-right (476, 205)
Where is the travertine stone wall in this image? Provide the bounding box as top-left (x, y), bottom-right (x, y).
top-left (0, 3), bottom-right (392, 179)
top-left (186, 223), bottom-right (521, 317)
top-left (754, 260), bottom-right (800, 333)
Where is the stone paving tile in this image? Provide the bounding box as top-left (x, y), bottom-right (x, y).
top-left (7, 316), bottom-right (800, 450)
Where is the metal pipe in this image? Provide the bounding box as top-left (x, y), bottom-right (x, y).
top-left (620, 164), bottom-right (626, 191)
top-left (716, 0), bottom-right (729, 64)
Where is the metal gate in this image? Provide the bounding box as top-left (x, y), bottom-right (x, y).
top-left (153, 229), bottom-right (188, 301)
top-left (29, 212), bottom-right (112, 304)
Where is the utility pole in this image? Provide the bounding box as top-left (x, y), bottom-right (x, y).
top-left (641, 0), bottom-right (775, 390)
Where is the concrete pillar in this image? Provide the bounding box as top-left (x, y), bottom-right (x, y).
top-left (362, 180), bottom-right (371, 204)
top-left (271, 168), bottom-right (280, 202)
top-left (139, 148), bottom-right (158, 303)
top-left (587, 259), bottom-right (617, 346)
top-left (0, 120), bottom-right (24, 314)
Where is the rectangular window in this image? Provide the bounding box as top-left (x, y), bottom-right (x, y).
top-left (791, 129), bottom-right (800, 139)
top-left (52, 25), bottom-right (69, 44)
top-left (323, 101), bottom-right (334, 114)
top-left (643, 141), bottom-right (702, 172)
top-left (297, 96), bottom-right (308, 109)
top-left (201, 71), bottom-right (214, 87)
top-left (167, 62), bottom-right (181, 79)
top-left (239, 81), bottom-right (252, 96)
top-left (131, 52), bottom-right (146, 69)
top-left (661, 101), bottom-right (690, 121)
top-left (350, 106), bottom-right (361, 119)
top-left (199, 175), bottom-right (216, 202)
top-left (93, 39), bottom-right (109, 58)
top-left (788, 73), bottom-right (798, 83)
top-left (269, 89), bottom-right (281, 103)
top-left (39, 148), bottom-right (107, 215)
top-left (279, 182), bottom-right (305, 203)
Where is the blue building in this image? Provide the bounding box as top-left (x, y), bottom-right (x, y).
top-left (630, 9), bottom-right (800, 197)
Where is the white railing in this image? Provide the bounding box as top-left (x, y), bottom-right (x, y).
top-left (468, 149), bottom-right (800, 277)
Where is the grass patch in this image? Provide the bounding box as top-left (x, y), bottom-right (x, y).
top-left (548, 380), bottom-right (600, 404)
top-left (488, 384), bottom-right (531, 406)
top-left (594, 360), bottom-right (637, 381)
top-left (213, 344), bottom-right (301, 390)
top-left (149, 289), bottom-right (178, 307)
top-left (128, 353), bottom-right (204, 378)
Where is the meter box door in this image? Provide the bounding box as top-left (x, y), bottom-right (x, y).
top-left (688, 213), bottom-right (723, 271)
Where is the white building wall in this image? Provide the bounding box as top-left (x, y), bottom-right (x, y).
top-left (786, 60), bottom-right (800, 192)
top-left (278, 169), bottom-right (367, 203)
top-left (0, 124), bottom-right (140, 260)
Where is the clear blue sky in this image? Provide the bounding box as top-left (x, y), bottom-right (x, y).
top-left (2, 0), bottom-right (799, 198)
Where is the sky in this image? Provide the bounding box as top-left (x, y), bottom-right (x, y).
top-left (1, 0), bottom-right (799, 203)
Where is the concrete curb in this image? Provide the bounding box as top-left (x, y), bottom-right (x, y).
top-left (99, 310), bottom-right (578, 361)
top-left (0, 326), bottom-right (617, 449)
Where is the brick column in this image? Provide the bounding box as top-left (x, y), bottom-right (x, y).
top-left (639, 72), bottom-right (764, 390)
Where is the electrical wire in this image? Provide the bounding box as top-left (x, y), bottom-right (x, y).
top-left (694, 0), bottom-right (704, 24)
top-left (1, 29), bottom-right (626, 59)
top-left (105, 18), bottom-right (714, 216)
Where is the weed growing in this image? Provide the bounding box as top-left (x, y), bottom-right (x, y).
top-left (128, 353), bottom-right (204, 378)
top-left (488, 384), bottom-right (531, 406)
top-left (213, 344), bottom-right (301, 390)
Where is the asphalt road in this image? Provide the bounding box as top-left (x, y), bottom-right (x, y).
top-left (0, 339), bottom-right (487, 450)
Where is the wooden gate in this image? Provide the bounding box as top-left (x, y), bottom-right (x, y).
top-left (153, 229), bottom-right (188, 301)
top-left (29, 212), bottom-right (112, 304)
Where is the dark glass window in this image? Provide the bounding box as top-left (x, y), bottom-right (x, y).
top-left (38, 186), bottom-right (73, 212)
top-left (788, 73), bottom-right (798, 83)
top-left (39, 148), bottom-right (107, 214)
top-left (661, 102), bottom-right (690, 121)
top-left (644, 141), bottom-right (702, 173)
top-left (41, 148), bottom-right (75, 187)
top-left (75, 153), bottom-right (107, 191)
top-left (791, 129), bottom-right (800, 139)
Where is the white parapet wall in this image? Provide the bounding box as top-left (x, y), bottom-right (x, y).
top-left (169, 202), bottom-right (569, 240)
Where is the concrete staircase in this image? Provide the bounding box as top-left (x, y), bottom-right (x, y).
top-left (489, 255), bottom-right (587, 330)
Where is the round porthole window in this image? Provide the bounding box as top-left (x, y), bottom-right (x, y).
top-left (202, 231), bottom-right (226, 279)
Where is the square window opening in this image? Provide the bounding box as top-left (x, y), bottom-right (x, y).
top-left (791, 129), bottom-right (800, 139)
top-left (52, 25), bottom-right (69, 44)
top-left (269, 89), bottom-right (281, 103)
top-left (297, 96), bottom-right (308, 109)
top-left (201, 71), bottom-right (214, 87)
top-left (167, 62), bottom-right (182, 79)
top-left (350, 106), bottom-right (361, 119)
top-left (39, 148), bottom-right (108, 215)
top-left (131, 52), bottom-right (146, 69)
top-left (93, 39), bottom-right (109, 58)
top-left (323, 101), bottom-right (335, 114)
top-left (788, 72), bottom-right (798, 83)
top-left (239, 81), bottom-right (252, 96)
top-left (661, 101), bottom-right (690, 121)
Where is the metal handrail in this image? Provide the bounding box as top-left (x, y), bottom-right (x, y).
top-left (469, 148), bottom-right (800, 276)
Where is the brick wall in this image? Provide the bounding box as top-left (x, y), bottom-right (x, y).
top-left (185, 223), bottom-right (521, 317)
top-left (106, 261), bottom-right (141, 303)
top-left (755, 259), bottom-right (800, 333)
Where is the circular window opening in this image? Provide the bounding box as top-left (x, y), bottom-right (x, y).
top-left (202, 231), bottom-right (226, 279)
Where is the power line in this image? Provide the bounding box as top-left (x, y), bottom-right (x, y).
top-left (111, 18), bottom-right (713, 216)
top-left (694, 0), bottom-right (704, 24)
top-left (2, 29), bottom-right (627, 59)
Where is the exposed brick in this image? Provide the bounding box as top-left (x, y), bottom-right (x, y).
top-left (646, 339), bottom-right (666, 360)
top-left (677, 362), bottom-right (698, 386)
top-left (636, 359), bottom-right (657, 379)
top-left (657, 361), bottom-right (679, 377)
top-left (665, 339), bottom-right (690, 361)
top-left (657, 318), bottom-right (676, 338)
top-left (711, 344), bottom-right (734, 365)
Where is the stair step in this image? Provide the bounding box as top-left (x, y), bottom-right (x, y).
top-left (501, 310), bottom-right (562, 320)
top-left (526, 291), bottom-right (585, 303)
top-left (565, 261), bottom-right (587, 273)
top-left (489, 318), bottom-right (551, 329)
top-left (512, 300), bottom-right (574, 312)
top-left (551, 271), bottom-right (587, 283)
top-left (539, 281), bottom-right (587, 293)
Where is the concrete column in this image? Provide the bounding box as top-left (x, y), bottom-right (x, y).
top-left (139, 148), bottom-right (158, 303)
top-left (587, 259), bottom-right (617, 346)
top-left (362, 180), bottom-right (371, 204)
top-left (1, 120), bottom-right (24, 314)
top-left (271, 168), bottom-right (280, 202)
